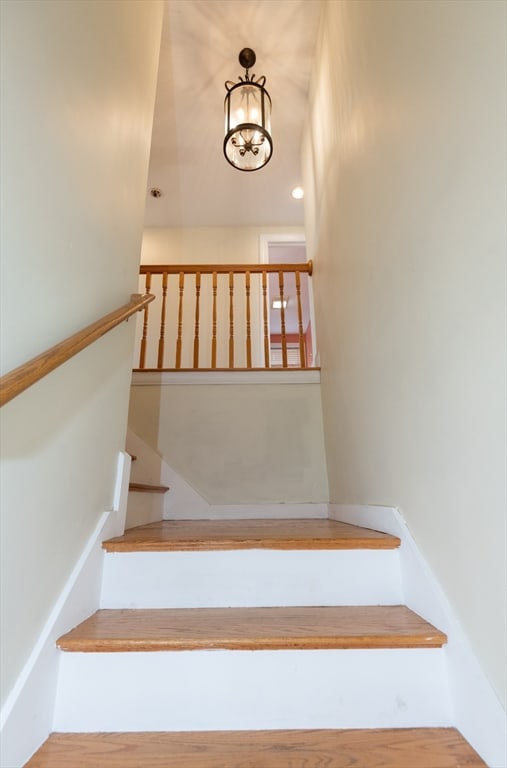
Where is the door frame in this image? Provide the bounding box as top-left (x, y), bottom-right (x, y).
top-left (258, 233), bottom-right (318, 367)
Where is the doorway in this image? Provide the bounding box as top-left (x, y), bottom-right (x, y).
top-left (259, 234), bottom-right (317, 368)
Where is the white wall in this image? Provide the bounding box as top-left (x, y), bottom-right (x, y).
top-left (303, 0), bottom-right (506, 707)
top-left (129, 382), bottom-right (329, 505)
top-left (0, 0), bottom-right (163, 708)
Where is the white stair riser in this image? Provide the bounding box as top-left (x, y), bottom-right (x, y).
top-left (54, 648), bottom-right (451, 732)
top-left (100, 550), bottom-right (402, 608)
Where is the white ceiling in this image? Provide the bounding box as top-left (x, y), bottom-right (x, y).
top-left (144, 0), bottom-right (321, 229)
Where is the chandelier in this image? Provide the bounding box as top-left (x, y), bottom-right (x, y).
top-left (223, 48), bottom-right (273, 172)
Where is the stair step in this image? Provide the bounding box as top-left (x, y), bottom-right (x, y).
top-left (25, 728), bottom-right (486, 767)
top-left (128, 482), bottom-right (169, 493)
top-left (103, 518), bottom-right (401, 552)
top-left (57, 606), bottom-right (446, 652)
top-left (102, 522), bottom-right (402, 608)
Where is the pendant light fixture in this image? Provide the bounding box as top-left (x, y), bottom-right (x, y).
top-left (224, 48), bottom-right (273, 172)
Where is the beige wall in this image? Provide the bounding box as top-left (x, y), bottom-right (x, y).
top-left (141, 226), bottom-right (304, 265)
top-left (303, 0), bottom-right (506, 706)
top-left (0, 0), bottom-right (163, 706)
top-left (129, 383), bottom-right (329, 505)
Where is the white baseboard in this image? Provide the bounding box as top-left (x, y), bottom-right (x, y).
top-left (0, 452), bottom-right (131, 768)
top-left (329, 503), bottom-right (507, 768)
top-left (187, 503), bottom-right (329, 520)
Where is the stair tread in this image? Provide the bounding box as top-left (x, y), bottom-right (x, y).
top-left (57, 605), bottom-right (446, 652)
top-left (24, 728), bottom-right (486, 767)
top-left (103, 518), bottom-right (401, 552)
top-left (128, 482), bottom-right (169, 493)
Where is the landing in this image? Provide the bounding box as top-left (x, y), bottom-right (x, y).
top-left (103, 518), bottom-right (401, 552)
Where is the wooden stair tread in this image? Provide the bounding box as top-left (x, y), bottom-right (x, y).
top-left (57, 605), bottom-right (446, 652)
top-left (24, 728), bottom-right (486, 767)
top-left (128, 482), bottom-right (169, 493)
top-left (103, 518), bottom-right (401, 552)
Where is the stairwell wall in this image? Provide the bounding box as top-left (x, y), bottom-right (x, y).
top-left (129, 381), bottom-right (329, 505)
top-left (303, 0), bottom-right (506, 708)
top-left (0, 0), bottom-right (163, 713)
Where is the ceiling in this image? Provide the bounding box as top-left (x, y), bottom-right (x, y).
top-left (144, 0), bottom-right (321, 229)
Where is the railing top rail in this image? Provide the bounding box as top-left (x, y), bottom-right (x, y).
top-left (140, 260), bottom-right (313, 276)
top-left (0, 293), bottom-right (154, 408)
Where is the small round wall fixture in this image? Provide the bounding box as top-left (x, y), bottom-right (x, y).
top-left (224, 48), bottom-right (273, 172)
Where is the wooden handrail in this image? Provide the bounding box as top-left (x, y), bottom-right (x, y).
top-left (140, 261), bottom-right (313, 276)
top-left (0, 293), bottom-right (154, 408)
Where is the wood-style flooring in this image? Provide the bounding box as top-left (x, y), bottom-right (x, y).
top-left (24, 728), bottom-right (487, 767)
top-left (56, 605), bottom-right (446, 652)
top-left (103, 518), bottom-right (401, 552)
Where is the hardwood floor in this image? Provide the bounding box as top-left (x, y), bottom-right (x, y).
top-left (103, 518), bottom-right (401, 552)
top-left (56, 605), bottom-right (446, 652)
top-left (24, 728), bottom-right (487, 767)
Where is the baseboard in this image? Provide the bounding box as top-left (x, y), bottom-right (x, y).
top-left (329, 503), bottom-right (507, 768)
top-left (0, 451), bottom-right (131, 768)
top-left (201, 503), bottom-right (328, 520)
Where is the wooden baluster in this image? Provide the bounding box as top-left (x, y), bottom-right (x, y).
top-left (139, 272), bottom-right (151, 368)
top-left (245, 271), bottom-right (252, 369)
top-left (193, 272), bottom-right (201, 368)
top-left (157, 272), bottom-right (168, 368)
top-left (175, 272), bottom-right (184, 369)
top-left (262, 271), bottom-right (269, 368)
top-left (211, 272), bottom-right (217, 369)
top-left (295, 270), bottom-right (306, 368)
top-left (279, 271), bottom-right (288, 368)
top-left (228, 272), bottom-right (234, 369)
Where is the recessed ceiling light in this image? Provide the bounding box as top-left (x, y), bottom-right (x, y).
top-left (272, 298), bottom-right (289, 309)
top-left (291, 186), bottom-right (304, 200)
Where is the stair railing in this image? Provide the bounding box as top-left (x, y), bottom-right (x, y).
top-left (136, 262), bottom-right (315, 371)
top-left (0, 293), bottom-right (154, 407)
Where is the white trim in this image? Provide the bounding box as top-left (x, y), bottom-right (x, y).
top-left (131, 369), bottom-right (320, 386)
top-left (328, 504), bottom-right (507, 768)
top-left (194, 503), bottom-right (328, 520)
top-left (111, 450), bottom-right (132, 535)
top-left (0, 453), bottom-right (131, 768)
top-left (259, 232), bottom-right (306, 264)
top-left (258, 233), bottom-right (315, 368)
top-left (165, 504), bottom-right (328, 521)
